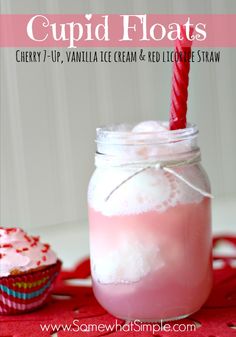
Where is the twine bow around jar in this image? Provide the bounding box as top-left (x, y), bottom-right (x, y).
top-left (95, 151), bottom-right (213, 202)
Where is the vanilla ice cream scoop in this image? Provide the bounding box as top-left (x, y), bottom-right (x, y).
top-left (132, 120), bottom-right (168, 133)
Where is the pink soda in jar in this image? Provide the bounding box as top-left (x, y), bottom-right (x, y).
top-left (88, 121), bottom-right (213, 322)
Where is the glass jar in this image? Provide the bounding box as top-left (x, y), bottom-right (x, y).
top-left (88, 122), bottom-right (212, 322)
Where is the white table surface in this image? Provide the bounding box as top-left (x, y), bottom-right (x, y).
top-left (31, 196), bottom-right (236, 269)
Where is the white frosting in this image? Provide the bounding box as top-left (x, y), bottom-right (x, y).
top-left (0, 227), bottom-right (57, 277)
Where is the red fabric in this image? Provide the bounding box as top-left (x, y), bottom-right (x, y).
top-left (1, 236), bottom-right (236, 337)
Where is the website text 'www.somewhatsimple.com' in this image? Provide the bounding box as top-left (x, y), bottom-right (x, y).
top-left (40, 319), bottom-right (197, 334)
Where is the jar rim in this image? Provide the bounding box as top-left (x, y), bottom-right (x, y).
top-left (96, 121), bottom-right (198, 145)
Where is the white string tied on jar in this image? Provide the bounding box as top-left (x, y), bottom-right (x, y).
top-left (95, 151), bottom-right (213, 202)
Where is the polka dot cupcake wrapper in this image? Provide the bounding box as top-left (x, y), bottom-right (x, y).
top-left (0, 259), bottom-right (61, 315)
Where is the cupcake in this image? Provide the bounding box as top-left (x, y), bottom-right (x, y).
top-left (0, 227), bottom-right (61, 314)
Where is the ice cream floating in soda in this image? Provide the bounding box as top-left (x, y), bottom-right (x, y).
top-left (88, 26), bottom-right (213, 322)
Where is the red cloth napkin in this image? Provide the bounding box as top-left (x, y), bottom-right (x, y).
top-left (1, 236), bottom-right (236, 337)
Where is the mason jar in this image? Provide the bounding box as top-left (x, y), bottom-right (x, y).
top-left (88, 121), bottom-right (212, 322)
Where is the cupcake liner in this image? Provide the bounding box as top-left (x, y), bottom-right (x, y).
top-left (0, 259), bottom-right (62, 315)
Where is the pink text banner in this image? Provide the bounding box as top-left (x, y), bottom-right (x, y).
top-left (0, 14), bottom-right (235, 48)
